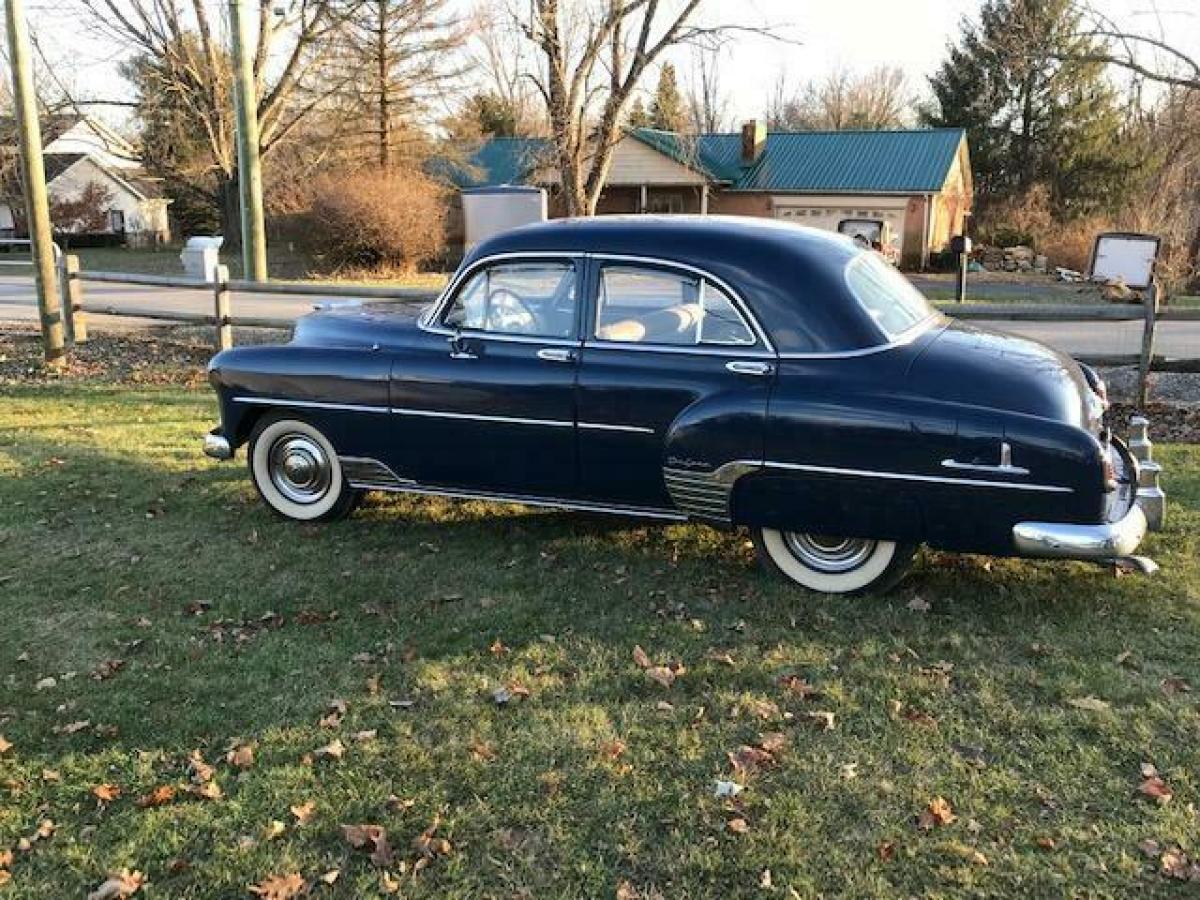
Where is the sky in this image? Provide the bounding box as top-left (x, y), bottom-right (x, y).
top-left (20, 0), bottom-right (1200, 132)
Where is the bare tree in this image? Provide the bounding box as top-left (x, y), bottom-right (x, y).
top-left (511, 0), bottom-right (779, 216)
top-left (686, 39), bottom-right (728, 132)
top-left (80, 0), bottom-right (360, 233)
top-left (1067, 2), bottom-right (1199, 91)
top-left (465, 0), bottom-right (546, 136)
top-left (766, 65), bottom-right (911, 131)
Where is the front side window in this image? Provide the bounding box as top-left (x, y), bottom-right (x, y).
top-left (443, 261), bottom-right (576, 338)
top-left (844, 252), bottom-right (934, 340)
top-left (594, 266), bottom-right (755, 347)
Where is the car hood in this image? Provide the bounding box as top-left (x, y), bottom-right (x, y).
top-left (908, 319), bottom-right (1094, 428)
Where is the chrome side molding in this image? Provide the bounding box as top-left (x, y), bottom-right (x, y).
top-left (941, 442), bottom-right (1030, 476)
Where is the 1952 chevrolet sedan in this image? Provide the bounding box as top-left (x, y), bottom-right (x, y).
top-left (204, 216), bottom-right (1155, 594)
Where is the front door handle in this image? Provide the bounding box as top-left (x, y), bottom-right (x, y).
top-left (537, 347), bottom-right (577, 363)
top-left (726, 360), bottom-right (774, 376)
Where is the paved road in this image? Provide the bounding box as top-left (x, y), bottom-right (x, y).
top-left (1, 275), bottom-right (1196, 360)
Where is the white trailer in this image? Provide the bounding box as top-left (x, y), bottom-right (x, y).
top-left (462, 186), bottom-right (547, 252)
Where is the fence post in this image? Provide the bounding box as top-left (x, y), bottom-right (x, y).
top-left (60, 253), bottom-right (86, 344)
top-left (1136, 279), bottom-right (1158, 408)
top-left (213, 263), bottom-right (232, 351)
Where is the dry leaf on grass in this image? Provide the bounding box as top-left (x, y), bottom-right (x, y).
top-left (318, 869), bottom-right (340, 885)
top-left (877, 840), bottom-right (896, 861)
top-left (0, 735), bottom-right (11, 754)
top-left (86, 869), bottom-right (145, 900)
top-left (778, 674), bottom-right (821, 699)
top-left (248, 873), bottom-right (307, 899)
top-left (343, 823), bottom-right (395, 867)
top-left (726, 817), bottom-right (749, 835)
top-left (1137, 776), bottom-right (1173, 804)
top-left (290, 801), bottom-right (316, 824)
top-left (1160, 847), bottom-right (1200, 881)
top-left (187, 751), bottom-right (215, 784)
top-left (1161, 677), bottom-right (1192, 696)
top-left (319, 699), bottom-right (347, 729)
top-left (186, 780), bottom-right (223, 801)
top-left (632, 645), bottom-right (653, 669)
top-left (313, 738), bottom-right (345, 762)
top-left (803, 710), bottom-right (836, 731)
top-left (226, 743), bottom-right (255, 769)
top-left (917, 796), bottom-right (957, 830)
top-left (644, 666), bottom-right (676, 689)
top-left (91, 783), bottom-right (122, 803)
top-left (945, 842), bottom-right (988, 866)
top-left (906, 596), bottom-right (931, 612)
top-left (136, 785), bottom-right (177, 808)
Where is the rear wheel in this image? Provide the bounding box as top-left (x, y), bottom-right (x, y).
top-left (248, 416), bottom-right (360, 522)
top-left (752, 528), bottom-right (914, 595)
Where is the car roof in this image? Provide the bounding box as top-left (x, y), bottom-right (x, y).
top-left (466, 216), bottom-right (890, 354)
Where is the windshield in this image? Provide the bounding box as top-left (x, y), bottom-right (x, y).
top-left (844, 252), bottom-right (934, 340)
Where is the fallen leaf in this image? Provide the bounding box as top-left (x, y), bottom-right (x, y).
top-left (599, 739), bottom-right (626, 759)
top-left (248, 873), bottom-right (307, 899)
top-left (187, 751), bottom-right (215, 783)
top-left (901, 706), bottom-right (938, 728)
top-left (1139, 838), bottom-right (1162, 858)
top-left (343, 823), bottom-right (395, 867)
top-left (632, 645), bottom-right (652, 669)
top-left (489, 639), bottom-right (508, 656)
top-left (290, 801), bottom-right (316, 824)
top-left (1162, 677), bottom-right (1192, 696)
top-left (319, 699), bottom-right (347, 729)
top-left (412, 817), bottom-right (452, 861)
top-left (86, 869), bottom-right (145, 900)
top-left (380, 870), bottom-right (402, 894)
top-left (1115, 650), bottom-right (1133, 666)
top-left (0, 735), bottom-right (11, 754)
top-left (91, 659), bottom-right (126, 681)
top-left (1160, 847), bottom-right (1200, 881)
top-left (318, 869), bottom-right (340, 885)
top-left (92, 783), bottom-right (122, 803)
top-left (839, 762), bottom-right (859, 780)
top-left (877, 840), bottom-right (896, 861)
top-left (1067, 696), bottom-right (1111, 712)
top-left (226, 743), bottom-right (255, 769)
top-left (758, 732), bottom-right (787, 754)
top-left (353, 729), bottom-right (378, 743)
top-left (727, 817), bottom-right (750, 835)
top-left (803, 710), bottom-right (836, 731)
top-left (778, 674), bottom-right (821, 699)
top-left (644, 666), bottom-right (676, 688)
top-left (136, 785), bottom-right (177, 808)
top-left (35, 677), bottom-right (57, 691)
top-left (1137, 776), bottom-right (1173, 804)
top-left (1037, 837), bottom-right (1057, 850)
top-left (186, 780), bottom-right (223, 801)
top-left (366, 675), bottom-right (382, 696)
top-left (906, 595), bottom-right (931, 612)
top-left (313, 738), bottom-right (345, 761)
top-left (759, 869), bottom-right (773, 889)
top-left (917, 796), bottom-right (956, 830)
top-left (56, 720), bottom-right (91, 735)
top-left (728, 745), bottom-right (775, 775)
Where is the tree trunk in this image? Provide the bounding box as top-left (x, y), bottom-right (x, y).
top-left (377, 0), bottom-right (390, 168)
top-left (218, 172), bottom-right (242, 246)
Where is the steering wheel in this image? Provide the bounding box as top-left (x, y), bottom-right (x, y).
top-left (485, 288), bottom-right (538, 333)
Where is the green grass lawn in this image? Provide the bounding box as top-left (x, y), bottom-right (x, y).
top-left (1, 383), bottom-right (1199, 897)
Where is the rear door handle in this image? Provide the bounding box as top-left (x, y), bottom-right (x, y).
top-left (537, 348), bottom-right (577, 363)
top-left (726, 360), bottom-right (774, 376)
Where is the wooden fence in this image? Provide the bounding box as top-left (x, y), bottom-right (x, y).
top-left (51, 252), bottom-right (1200, 405)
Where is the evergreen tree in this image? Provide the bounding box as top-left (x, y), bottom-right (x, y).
top-left (627, 97), bottom-right (653, 129)
top-left (922, 0), bottom-right (1140, 217)
top-left (650, 64), bottom-right (685, 132)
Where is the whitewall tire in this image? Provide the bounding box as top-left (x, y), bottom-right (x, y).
top-left (753, 528), bottom-right (915, 595)
top-left (248, 416), bottom-right (359, 522)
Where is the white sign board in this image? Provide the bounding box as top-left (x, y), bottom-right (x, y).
top-left (1089, 232), bottom-right (1159, 289)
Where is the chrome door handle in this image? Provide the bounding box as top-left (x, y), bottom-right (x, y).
top-left (725, 360), bottom-right (774, 376)
top-left (537, 348), bottom-right (577, 363)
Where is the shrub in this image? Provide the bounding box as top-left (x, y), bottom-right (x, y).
top-left (300, 168), bottom-right (447, 272)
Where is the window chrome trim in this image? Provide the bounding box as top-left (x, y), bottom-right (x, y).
top-left (419, 251), bottom-right (582, 339)
top-left (589, 253), bottom-right (773, 353)
top-left (710, 458), bottom-right (1072, 494)
top-left (775, 314), bottom-right (941, 360)
top-left (233, 396), bottom-right (390, 414)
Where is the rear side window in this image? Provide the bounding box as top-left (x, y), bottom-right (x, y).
top-left (844, 252), bottom-right (933, 340)
top-left (594, 266), bottom-right (755, 347)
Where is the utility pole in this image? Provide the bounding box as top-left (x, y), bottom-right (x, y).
top-left (229, 0), bottom-right (268, 281)
top-left (5, 0), bottom-right (63, 366)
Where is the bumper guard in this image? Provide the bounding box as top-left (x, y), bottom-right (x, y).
top-left (203, 429), bottom-right (233, 461)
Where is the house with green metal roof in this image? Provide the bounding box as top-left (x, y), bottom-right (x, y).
top-left (450, 122), bottom-right (971, 267)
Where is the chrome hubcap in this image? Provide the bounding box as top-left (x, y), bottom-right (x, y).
top-left (268, 435), bottom-right (331, 504)
top-left (783, 532), bottom-right (877, 573)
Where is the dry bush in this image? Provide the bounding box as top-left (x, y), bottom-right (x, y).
top-left (1038, 215), bottom-right (1112, 273)
top-left (300, 168), bottom-right (448, 272)
top-left (975, 184), bottom-right (1055, 249)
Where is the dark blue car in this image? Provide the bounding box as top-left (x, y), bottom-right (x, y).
top-left (204, 216), bottom-right (1151, 594)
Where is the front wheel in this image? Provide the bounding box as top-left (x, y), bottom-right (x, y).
top-left (248, 416), bottom-right (360, 522)
top-left (752, 528), bottom-right (915, 595)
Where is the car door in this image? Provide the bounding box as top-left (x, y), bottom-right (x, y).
top-left (388, 256), bottom-right (582, 496)
top-left (575, 258), bottom-right (775, 513)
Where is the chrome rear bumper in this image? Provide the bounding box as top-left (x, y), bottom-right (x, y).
top-left (203, 429), bottom-right (233, 460)
top-left (1012, 434), bottom-right (1150, 564)
top-left (1012, 502), bottom-right (1147, 560)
